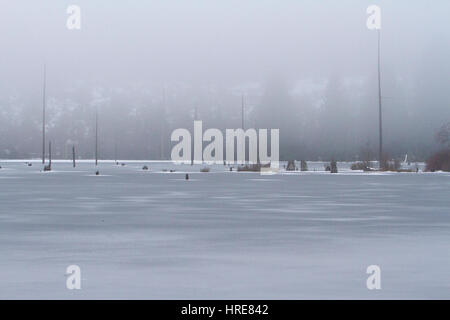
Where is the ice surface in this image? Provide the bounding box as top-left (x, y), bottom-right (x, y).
top-left (0, 160), bottom-right (449, 299)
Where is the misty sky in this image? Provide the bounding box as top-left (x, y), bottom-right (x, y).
top-left (1, 1), bottom-right (449, 160)
top-left (2, 0), bottom-right (449, 90)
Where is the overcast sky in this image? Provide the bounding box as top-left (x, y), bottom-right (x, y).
top-left (1, 1), bottom-right (449, 161)
top-left (1, 0), bottom-right (449, 92)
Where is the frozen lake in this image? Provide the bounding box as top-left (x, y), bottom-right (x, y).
top-left (0, 160), bottom-right (449, 299)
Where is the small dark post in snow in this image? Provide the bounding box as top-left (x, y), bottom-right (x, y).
top-left (72, 145), bottom-right (76, 168)
top-left (185, 174), bottom-right (189, 180)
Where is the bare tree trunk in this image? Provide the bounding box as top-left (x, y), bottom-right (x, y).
top-left (377, 30), bottom-right (383, 168)
top-left (114, 134), bottom-right (117, 163)
top-left (42, 64), bottom-right (46, 164)
top-left (160, 86), bottom-right (167, 160)
top-left (72, 145), bottom-right (76, 168)
top-left (241, 94), bottom-right (245, 130)
top-left (48, 141), bottom-right (52, 169)
top-left (95, 108), bottom-right (98, 166)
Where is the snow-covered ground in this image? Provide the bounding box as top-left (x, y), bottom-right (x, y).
top-left (0, 160), bottom-right (449, 299)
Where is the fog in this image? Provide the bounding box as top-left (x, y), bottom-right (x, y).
top-left (1, 0), bottom-right (449, 160)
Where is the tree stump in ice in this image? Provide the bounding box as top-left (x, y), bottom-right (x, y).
top-left (300, 160), bottom-right (308, 171)
top-left (330, 160), bottom-right (338, 173)
top-left (286, 160), bottom-right (296, 171)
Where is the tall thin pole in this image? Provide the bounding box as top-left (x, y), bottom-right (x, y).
top-left (42, 64), bottom-right (46, 164)
top-left (160, 86), bottom-right (166, 160)
top-left (48, 141), bottom-right (52, 168)
top-left (114, 134), bottom-right (117, 163)
top-left (241, 94), bottom-right (245, 130)
top-left (192, 105), bottom-right (198, 166)
top-left (95, 107), bottom-right (98, 166)
top-left (377, 30), bottom-right (383, 166)
top-left (72, 145), bottom-right (76, 168)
